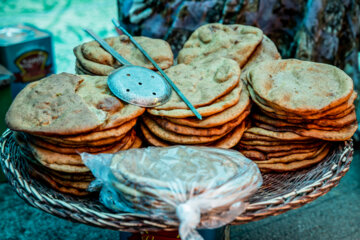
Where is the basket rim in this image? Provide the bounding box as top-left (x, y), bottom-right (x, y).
top-left (0, 129), bottom-right (353, 232)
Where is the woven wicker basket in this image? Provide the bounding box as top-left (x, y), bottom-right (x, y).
top-left (0, 129), bottom-right (353, 232)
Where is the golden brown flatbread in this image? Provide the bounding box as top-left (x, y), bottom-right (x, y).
top-left (140, 123), bottom-right (169, 147)
top-left (30, 129), bottom-right (135, 154)
top-left (30, 167), bottom-right (91, 196)
top-left (242, 132), bottom-right (280, 141)
top-left (36, 118), bottom-right (137, 144)
top-left (238, 141), bottom-right (324, 152)
top-left (293, 122), bottom-right (358, 141)
top-left (211, 121), bottom-right (247, 148)
top-left (131, 136), bottom-right (143, 149)
top-left (254, 143), bottom-right (328, 164)
top-left (153, 57), bottom-right (240, 110)
top-left (248, 59), bottom-right (354, 115)
top-left (6, 73), bottom-right (145, 135)
top-left (28, 130), bottom-right (135, 167)
top-left (142, 116), bottom-right (228, 144)
top-left (254, 121), bottom-right (358, 141)
top-left (240, 139), bottom-right (316, 146)
top-left (248, 83), bottom-right (357, 120)
top-left (37, 134), bottom-right (127, 147)
top-left (240, 150), bottom-right (266, 160)
top-left (252, 113), bottom-right (345, 131)
top-left (75, 35), bottom-right (173, 75)
top-left (75, 60), bottom-right (95, 75)
top-left (178, 23), bottom-right (263, 67)
top-left (152, 111), bottom-right (246, 136)
top-left (245, 127), bottom-right (311, 141)
top-left (256, 146), bottom-right (331, 172)
top-left (165, 86), bottom-right (251, 128)
top-left (148, 82), bottom-right (241, 118)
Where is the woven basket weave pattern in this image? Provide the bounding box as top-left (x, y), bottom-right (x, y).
top-left (0, 129), bottom-right (353, 232)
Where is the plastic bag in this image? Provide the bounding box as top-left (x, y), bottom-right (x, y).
top-left (81, 146), bottom-right (262, 240)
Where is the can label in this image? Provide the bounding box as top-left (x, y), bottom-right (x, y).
top-left (0, 24), bottom-right (55, 98)
top-left (14, 49), bottom-right (52, 82)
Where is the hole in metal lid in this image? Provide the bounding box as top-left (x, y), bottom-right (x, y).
top-left (126, 89), bottom-right (130, 92)
top-left (152, 92), bottom-right (156, 95)
top-left (138, 82), bottom-right (142, 85)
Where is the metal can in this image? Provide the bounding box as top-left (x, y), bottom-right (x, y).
top-left (0, 24), bottom-right (55, 98)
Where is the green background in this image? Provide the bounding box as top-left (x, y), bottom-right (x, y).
top-left (0, 86), bottom-right (11, 182)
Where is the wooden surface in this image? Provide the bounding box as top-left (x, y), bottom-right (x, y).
top-left (0, 150), bottom-right (358, 239)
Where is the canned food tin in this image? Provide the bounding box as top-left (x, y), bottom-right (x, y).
top-left (0, 24), bottom-right (55, 98)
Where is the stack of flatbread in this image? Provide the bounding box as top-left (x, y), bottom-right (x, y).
top-left (177, 23), bottom-right (281, 82)
top-left (6, 73), bottom-right (145, 196)
top-left (238, 59), bottom-right (358, 172)
top-left (108, 146), bottom-right (262, 217)
top-left (141, 57), bottom-right (250, 148)
top-left (140, 23), bottom-right (281, 148)
top-left (74, 35), bottom-right (174, 75)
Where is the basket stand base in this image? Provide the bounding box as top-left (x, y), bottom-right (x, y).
top-left (119, 225), bottom-right (230, 240)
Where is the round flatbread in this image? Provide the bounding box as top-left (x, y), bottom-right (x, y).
top-left (153, 57), bottom-right (240, 110)
top-left (30, 137), bottom-right (119, 154)
top-left (240, 139), bottom-right (316, 146)
top-left (37, 134), bottom-right (127, 147)
top-left (75, 35), bottom-right (173, 76)
top-left (266, 147), bottom-right (324, 158)
top-left (120, 131), bottom-right (136, 151)
top-left (37, 118), bottom-right (137, 145)
top-left (166, 85), bottom-right (251, 128)
top-left (141, 121), bottom-right (247, 149)
top-left (253, 121), bottom-right (358, 141)
top-left (28, 130), bottom-right (136, 167)
top-left (256, 146), bottom-right (331, 172)
top-left (148, 82), bottom-right (241, 118)
top-left (178, 23), bottom-right (263, 67)
top-left (211, 121), bottom-right (247, 148)
top-left (140, 123), bottom-right (169, 147)
top-left (152, 111), bottom-right (246, 136)
top-left (142, 116), bottom-right (228, 144)
top-left (35, 161), bottom-right (90, 173)
top-left (130, 136), bottom-right (143, 149)
top-left (28, 142), bottom-right (85, 166)
top-left (242, 132), bottom-right (280, 141)
top-left (46, 173), bottom-right (91, 189)
top-left (293, 122), bottom-right (358, 141)
top-left (35, 165), bottom-right (94, 181)
top-left (248, 59), bottom-right (354, 115)
top-left (74, 45), bottom-right (115, 76)
top-left (238, 141), bottom-right (324, 152)
top-left (30, 129), bottom-right (135, 154)
top-left (249, 88), bottom-right (357, 121)
top-left (245, 127), bottom-right (311, 141)
top-left (6, 73), bottom-right (145, 135)
top-left (254, 143), bottom-right (328, 164)
top-left (252, 113), bottom-right (345, 131)
top-left (75, 60), bottom-right (95, 75)
top-left (30, 167), bottom-right (91, 196)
